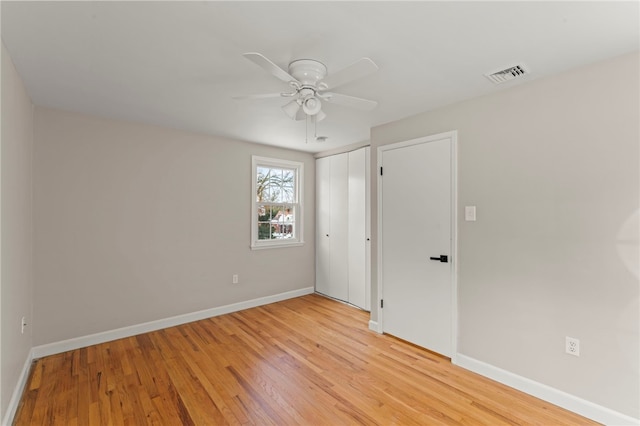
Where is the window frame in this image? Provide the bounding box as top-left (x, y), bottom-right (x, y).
top-left (251, 156), bottom-right (304, 250)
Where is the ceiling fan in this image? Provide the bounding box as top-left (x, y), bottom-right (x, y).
top-left (234, 52), bottom-right (379, 123)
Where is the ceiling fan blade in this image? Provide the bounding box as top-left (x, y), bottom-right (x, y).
top-left (320, 57), bottom-right (378, 90)
top-left (233, 93), bottom-right (284, 100)
top-left (243, 52), bottom-right (299, 84)
top-left (320, 92), bottom-right (378, 111)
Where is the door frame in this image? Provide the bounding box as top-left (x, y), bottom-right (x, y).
top-left (377, 130), bottom-right (458, 362)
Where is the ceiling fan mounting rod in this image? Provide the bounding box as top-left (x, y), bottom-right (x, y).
top-left (298, 85), bottom-right (317, 95)
top-left (287, 81), bottom-right (321, 99)
top-left (279, 86), bottom-right (319, 100)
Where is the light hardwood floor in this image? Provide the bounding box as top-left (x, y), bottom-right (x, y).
top-left (14, 294), bottom-right (598, 425)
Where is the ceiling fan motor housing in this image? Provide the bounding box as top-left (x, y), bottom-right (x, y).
top-left (288, 59), bottom-right (327, 85)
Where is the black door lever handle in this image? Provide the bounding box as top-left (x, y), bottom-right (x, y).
top-left (430, 255), bottom-right (448, 263)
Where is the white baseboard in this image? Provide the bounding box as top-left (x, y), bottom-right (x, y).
top-left (369, 319), bottom-right (382, 333)
top-left (32, 287), bottom-right (314, 359)
top-left (454, 354), bottom-right (639, 426)
top-left (2, 348), bottom-right (35, 426)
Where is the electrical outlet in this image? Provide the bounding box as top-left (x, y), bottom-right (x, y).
top-left (21, 316), bottom-right (27, 334)
top-left (566, 336), bottom-right (580, 356)
top-left (232, 274), bottom-right (239, 284)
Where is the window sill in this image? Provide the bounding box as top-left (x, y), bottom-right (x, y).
top-left (250, 241), bottom-right (304, 250)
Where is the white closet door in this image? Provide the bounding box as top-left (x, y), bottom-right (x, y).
top-left (315, 156), bottom-right (332, 296)
top-left (328, 153), bottom-right (349, 301)
top-left (348, 148), bottom-right (366, 309)
top-left (316, 149), bottom-right (370, 308)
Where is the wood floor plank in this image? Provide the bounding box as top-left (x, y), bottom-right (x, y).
top-left (13, 294), bottom-right (600, 425)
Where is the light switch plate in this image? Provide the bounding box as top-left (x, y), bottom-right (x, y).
top-left (465, 206), bottom-right (476, 221)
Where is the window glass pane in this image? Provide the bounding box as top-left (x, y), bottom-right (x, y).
top-left (258, 222), bottom-right (273, 240)
top-left (268, 168), bottom-right (281, 202)
top-left (256, 167), bottom-right (271, 202)
top-left (266, 170), bottom-right (275, 202)
top-left (270, 170), bottom-right (281, 202)
top-left (271, 205), bottom-right (283, 239)
top-left (281, 170), bottom-right (295, 203)
top-left (258, 204), bottom-right (283, 240)
top-left (270, 205), bottom-right (294, 239)
top-left (257, 204), bottom-right (267, 221)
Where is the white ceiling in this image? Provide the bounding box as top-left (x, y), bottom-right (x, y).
top-left (2, 1), bottom-right (638, 153)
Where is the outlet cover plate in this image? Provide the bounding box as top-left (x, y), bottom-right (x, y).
top-left (566, 336), bottom-right (580, 356)
top-left (465, 206), bottom-right (477, 221)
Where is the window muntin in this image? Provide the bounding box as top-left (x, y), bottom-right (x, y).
top-left (251, 157), bottom-right (303, 249)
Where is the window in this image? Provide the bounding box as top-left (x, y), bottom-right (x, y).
top-left (251, 156), bottom-right (304, 249)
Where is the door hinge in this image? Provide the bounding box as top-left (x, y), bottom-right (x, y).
top-left (380, 299), bottom-right (384, 308)
top-left (380, 166), bottom-right (383, 176)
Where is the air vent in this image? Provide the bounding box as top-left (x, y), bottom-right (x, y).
top-left (485, 64), bottom-right (529, 84)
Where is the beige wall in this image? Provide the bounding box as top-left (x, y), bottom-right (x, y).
top-left (1, 42), bottom-right (34, 419)
top-left (370, 51), bottom-right (639, 418)
top-left (33, 108), bottom-right (315, 345)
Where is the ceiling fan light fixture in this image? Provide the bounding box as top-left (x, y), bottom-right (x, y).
top-left (302, 96), bottom-right (322, 115)
top-left (294, 107), bottom-right (307, 121)
top-left (282, 99), bottom-right (301, 119)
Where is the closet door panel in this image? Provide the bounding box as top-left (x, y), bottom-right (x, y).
top-left (315, 156), bottom-right (332, 295)
top-left (348, 148), bottom-right (366, 309)
top-left (328, 153), bottom-right (349, 301)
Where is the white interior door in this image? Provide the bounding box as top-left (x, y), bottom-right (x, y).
top-left (380, 134), bottom-right (454, 357)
